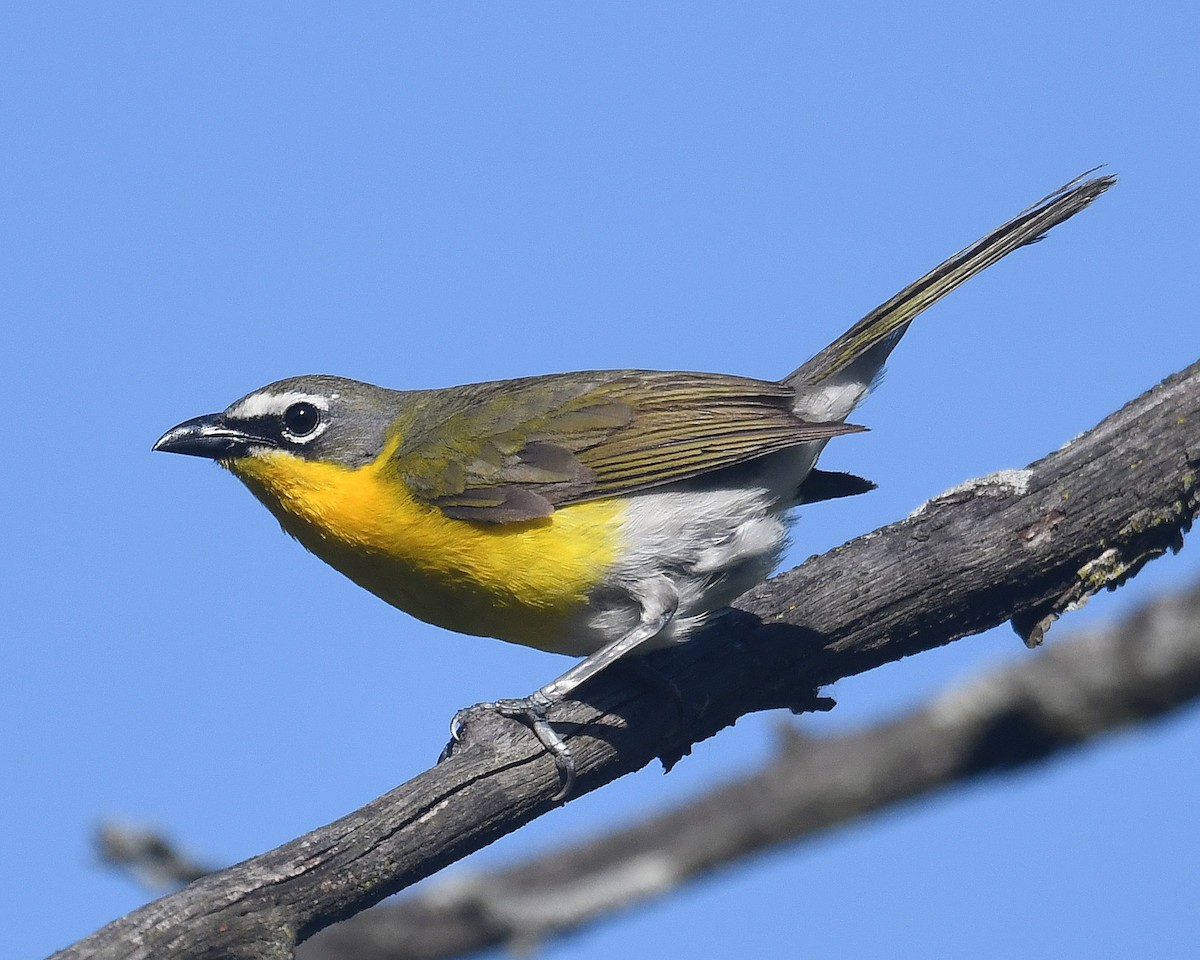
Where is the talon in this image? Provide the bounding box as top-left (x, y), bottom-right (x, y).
top-left (440, 696), bottom-right (578, 800)
top-left (449, 703), bottom-right (490, 743)
top-left (438, 715), bottom-right (460, 763)
top-left (438, 702), bottom-right (492, 763)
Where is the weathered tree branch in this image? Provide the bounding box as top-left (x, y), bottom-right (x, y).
top-left (52, 361), bottom-right (1199, 960)
top-left (95, 823), bottom-right (215, 890)
top-left (100, 575), bottom-right (1200, 959)
top-left (297, 576), bottom-right (1200, 959)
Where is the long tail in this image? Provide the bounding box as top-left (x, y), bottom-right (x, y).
top-left (786, 170), bottom-right (1115, 422)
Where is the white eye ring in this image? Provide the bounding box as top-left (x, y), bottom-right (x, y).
top-left (281, 401), bottom-right (325, 442)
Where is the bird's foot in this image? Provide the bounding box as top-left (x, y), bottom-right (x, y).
top-left (439, 691), bottom-right (577, 801)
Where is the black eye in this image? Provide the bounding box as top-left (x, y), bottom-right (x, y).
top-left (282, 401), bottom-right (321, 438)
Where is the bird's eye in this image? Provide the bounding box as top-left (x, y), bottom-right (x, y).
top-left (282, 401), bottom-right (321, 439)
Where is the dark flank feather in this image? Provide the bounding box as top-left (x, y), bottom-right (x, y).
top-left (795, 469), bottom-right (877, 504)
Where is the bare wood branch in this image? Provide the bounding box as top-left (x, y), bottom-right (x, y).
top-left (298, 576), bottom-right (1200, 959)
top-left (52, 361), bottom-right (1200, 960)
top-left (101, 577), bottom-right (1200, 959)
top-left (95, 823), bottom-right (215, 890)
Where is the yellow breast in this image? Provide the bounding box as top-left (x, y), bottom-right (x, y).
top-left (226, 439), bottom-right (625, 651)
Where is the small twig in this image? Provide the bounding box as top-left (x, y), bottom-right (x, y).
top-left (96, 822), bottom-right (215, 890)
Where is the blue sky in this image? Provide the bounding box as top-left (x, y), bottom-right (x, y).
top-left (4, 4), bottom-right (1198, 958)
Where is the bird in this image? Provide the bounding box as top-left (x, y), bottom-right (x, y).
top-left (155, 171), bottom-right (1113, 799)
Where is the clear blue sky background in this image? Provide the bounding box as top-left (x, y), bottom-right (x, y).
top-left (4, 4), bottom-right (1199, 958)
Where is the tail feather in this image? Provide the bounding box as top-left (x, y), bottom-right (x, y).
top-left (786, 170), bottom-right (1115, 422)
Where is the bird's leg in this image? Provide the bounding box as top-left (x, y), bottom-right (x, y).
top-left (442, 580), bottom-right (679, 801)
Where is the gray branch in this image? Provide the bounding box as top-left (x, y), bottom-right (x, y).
top-left (52, 361), bottom-right (1200, 960)
top-left (298, 576), bottom-right (1200, 959)
top-left (95, 823), bottom-right (216, 890)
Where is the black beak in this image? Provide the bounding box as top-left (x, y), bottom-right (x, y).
top-left (153, 413), bottom-right (256, 460)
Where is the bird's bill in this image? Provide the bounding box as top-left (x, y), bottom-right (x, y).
top-left (153, 413), bottom-right (265, 459)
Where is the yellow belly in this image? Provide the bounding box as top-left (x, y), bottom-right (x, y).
top-left (227, 444), bottom-right (624, 651)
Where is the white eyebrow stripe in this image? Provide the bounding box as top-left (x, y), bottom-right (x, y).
top-left (228, 391), bottom-right (330, 419)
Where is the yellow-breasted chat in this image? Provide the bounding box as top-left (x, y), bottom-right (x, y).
top-left (155, 172), bottom-right (1113, 798)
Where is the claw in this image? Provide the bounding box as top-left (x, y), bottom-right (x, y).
top-left (493, 694), bottom-right (576, 800)
top-left (438, 694), bottom-right (577, 801)
top-left (437, 713), bottom-right (465, 763)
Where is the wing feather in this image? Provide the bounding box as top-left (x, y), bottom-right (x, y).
top-left (395, 370), bottom-right (860, 522)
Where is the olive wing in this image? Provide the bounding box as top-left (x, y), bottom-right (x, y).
top-left (394, 370), bottom-right (862, 522)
